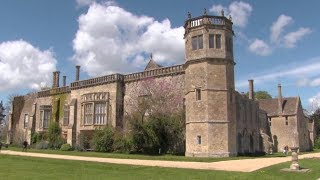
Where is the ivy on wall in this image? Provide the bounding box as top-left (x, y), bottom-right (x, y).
top-left (50, 93), bottom-right (67, 123)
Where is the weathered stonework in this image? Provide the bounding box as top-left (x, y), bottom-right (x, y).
top-left (7, 12), bottom-right (313, 156)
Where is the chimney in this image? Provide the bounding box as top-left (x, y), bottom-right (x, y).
top-left (248, 79), bottom-right (254, 100)
top-left (76, 65), bottom-right (80, 81)
top-left (55, 71), bottom-right (60, 87)
top-left (278, 84), bottom-right (283, 114)
top-left (52, 72), bottom-right (56, 88)
top-left (63, 76), bottom-right (66, 86)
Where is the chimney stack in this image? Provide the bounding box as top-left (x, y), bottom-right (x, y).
top-left (248, 79), bottom-right (254, 100)
top-left (63, 76), bottom-right (66, 87)
top-left (278, 84), bottom-right (283, 114)
top-left (76, 65), bottom-right (80, 81)
top-left (52, 72), bottom-right (56, 88)
top-left (56, 71), bottom-right (60, 87)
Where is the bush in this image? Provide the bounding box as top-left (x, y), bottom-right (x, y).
top-left (92, 127), bottom-right (114, 152)
top-left (112, 129), bottom-right (132, 153)
top-left (35, 140), bottom-right (49, 149)
top-left (60, 143), bottom-right (72, 151)
top-left (314, 137), bottom-right (320, 149)
top-left (47, 121), bottom-right (65, 149)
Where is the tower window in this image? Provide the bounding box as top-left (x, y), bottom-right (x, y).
top-left (197, 135), bottom-right (202, 145)
top-left (192, 35), bottom-right (203, 50)
top-left (268, 117), bottom-right (272, 126)
top-left (24, 114), bottom-right (29, 129)
top-left (216, 34), bottom-right (221, 49)
top-left (195, 88), bottom-right (201, 101)
top-left (209, 34), bottom-right (214, 48)
top-left (285, 116), bottom-right (288, 125)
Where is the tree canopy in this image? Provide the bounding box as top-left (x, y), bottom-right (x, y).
top-left (245, 91), bottom-right (272, 100)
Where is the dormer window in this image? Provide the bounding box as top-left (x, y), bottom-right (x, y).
top-left (192, 35), bottom-right (203, 50)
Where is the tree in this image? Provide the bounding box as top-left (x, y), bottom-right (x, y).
top-left (310, 108), bottom-right (320, 138)
top-left (245, 91), bottom-right (272, 100)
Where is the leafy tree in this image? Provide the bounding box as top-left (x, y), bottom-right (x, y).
top-left (310, 108), bottom-right (320, 138)
top-left (245, 91), bottom-right (272, 100)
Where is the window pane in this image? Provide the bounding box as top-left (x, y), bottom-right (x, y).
top-left (192, 36), bottom-right (197, 50)
top-left (216, 34), bottom-right (221, 49)
top-left (209, 34), bottom-right (214, 48)
top-left (198, 35), bottom-right (203, 49)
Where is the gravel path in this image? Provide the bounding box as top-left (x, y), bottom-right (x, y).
top-left (1, 150), bottom-right (320, 172)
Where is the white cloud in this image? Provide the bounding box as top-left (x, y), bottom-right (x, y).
top-left (76, 0), bottom-right (95, 7)
top-left (309, 92), bottom-right (320, 111)
top-left (270, 14), bottom-right (293, 43)
top-left (72, 3), bottom-right (184, 76)
top-left (0, 40), bottom-right (57, 91)
top-left (310, 77), bottom-right (320, 87)
top-left (209, 1), bottom-right (252, 28)
top-left (296, 77), bottom-right (309, 87)
top-left (237, 57), bottom-right (320, 87)
top-left (283, 27), bottom-right (312, 48)
top-left (248, 39), bottom-right (272, 56)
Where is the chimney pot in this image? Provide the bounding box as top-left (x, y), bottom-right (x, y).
top-left (76, 65), bottom-right (80, 81)
top-left (63, 76), bottom-right (66, 86)
top-left (278, 84), bottom-right (283, 114)
top-left (248, 79), bottom-right (254, 100)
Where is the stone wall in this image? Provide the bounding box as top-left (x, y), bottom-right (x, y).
top-left (234, 92), bottom-right (262, 154)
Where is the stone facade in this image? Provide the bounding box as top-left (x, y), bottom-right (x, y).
top-left (7, 12), bottom-right (313, 156)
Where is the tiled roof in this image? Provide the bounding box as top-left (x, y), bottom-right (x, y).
top-left (258, 97), bottom-right (299, 116)
top-left (145, 59), bottom-right (162, 71)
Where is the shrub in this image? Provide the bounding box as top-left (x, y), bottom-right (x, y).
top-left (47, 121), bottom-right (65, 149)
top-left (60, 143), bottom-right (72, 151)
top-left (314, 137), bottom-right (320, 149)
top-left (35, 140), bottom-right (49, 149)
top-left (112, 129), bottom-right (132, 153)
top-left (92, 127), bottom-right (114, 152)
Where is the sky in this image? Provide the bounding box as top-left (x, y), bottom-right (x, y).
top-left (0, 0), bottom-right (319, 111)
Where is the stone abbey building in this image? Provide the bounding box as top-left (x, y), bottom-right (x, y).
top-left (7, 11), bottom-right (314, 157)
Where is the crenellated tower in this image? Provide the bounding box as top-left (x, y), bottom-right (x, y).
top-left (184, 10), bottom-right (236, 157)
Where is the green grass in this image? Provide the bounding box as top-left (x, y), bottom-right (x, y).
top-left (0, 154), bottom-right (319, 180)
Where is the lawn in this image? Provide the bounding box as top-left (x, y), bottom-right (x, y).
top-left (0, 154), bottom-right (319, 180)
top-left (7, 146), bottom-right (313, 163)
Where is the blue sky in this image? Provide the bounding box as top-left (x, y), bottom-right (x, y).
top-left (0, 0), bottom-right (319, 110)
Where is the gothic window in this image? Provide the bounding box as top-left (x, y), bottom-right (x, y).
top-left (94, 103), bottom-right (106, 125)
top-left (84, 103), bottom-right (93, 125)
top-left (197, 135), bottom-right (202, 145)
top-left (24, 114), bottom-right (29, 129)
top-left (216, 34), bottom-right (221, 49)
top-left (63, 105), bottom-right (69, 126)
top-left (192, 35), bottom-right (203, 50)
top-left (195, 88), bottom-right (201, 101)
top-left (209, 34), bottom-right (214, 48)
top-left (40, 106), bottom-right (51, 129)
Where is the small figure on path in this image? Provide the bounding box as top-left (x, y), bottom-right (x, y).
top-left (22, 140), bottom-right (28, 152)
top-left (0, 141), bottom-right (2, 152)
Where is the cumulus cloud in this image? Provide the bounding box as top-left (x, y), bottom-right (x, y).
top-left (283, 27), bottom-right (312, 48)
top-left (248, 39), bottom-right (272, 56)
top-left (270, 14), bottom-right (293, 43)
top-left (210, 1), bottom-right (252, 28)
top-left (72, 3), bottom-right (184, 76)
top-left (0, 40), bottom-right (57, 91)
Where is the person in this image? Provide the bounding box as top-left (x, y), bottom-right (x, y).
top-left (22, 140), bottom-right (28, 152)
top-left (283, 145), bottom-right (289, 156)
top-left (0, 141), bottom-right (2, 152)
